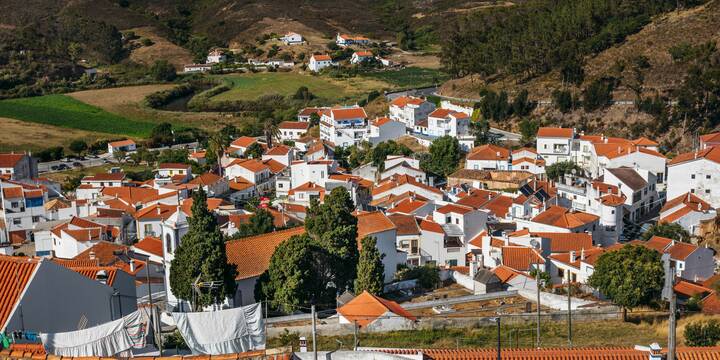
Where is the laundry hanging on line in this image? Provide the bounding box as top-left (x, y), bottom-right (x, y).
top-left (39, 308), bottom-right (151, 357)
top-left (172, 303), bottom-right (265, 355)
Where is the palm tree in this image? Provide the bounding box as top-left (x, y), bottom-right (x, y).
top-left (263, 118), bottom-right (280, 148)
top-left (208, 131), bottom-right (228, 176)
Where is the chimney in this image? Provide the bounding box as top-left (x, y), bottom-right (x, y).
top-left (569, 250), bottom-right (576, 263)
top-left (469, 260), bottom-right (477, 278)
top-left (580, 248), bottom-right (585, 261)
top-left (89, 251), bottom-right (96, 260)
top-left (648, 343), bottom-right (663, 360)
top-left (698, 202), bottom-right (702, 211)
top-left (129, 259), bottom-right (136, 273)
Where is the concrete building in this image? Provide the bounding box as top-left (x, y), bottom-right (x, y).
top-left (667, 147), bottom-right (720, 208)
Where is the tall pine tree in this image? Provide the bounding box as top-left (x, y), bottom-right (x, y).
top-left (354, 236), bottom-right (385, 295)
top-left (170, 188), bottom-right (237, 310)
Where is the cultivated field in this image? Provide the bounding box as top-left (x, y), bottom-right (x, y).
top-left (0, 95), bottom-right (156, 137)
top-left (360, 67), bottom-right (449, 89)
top-left (210, 72), bottom-right (390, 103)
top-left (0, 117), bottom-right (111, 152)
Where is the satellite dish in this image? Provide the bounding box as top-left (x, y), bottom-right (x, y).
top-left (530, 239), bottom-right (540, 249)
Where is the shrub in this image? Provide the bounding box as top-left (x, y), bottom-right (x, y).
top-left (395, 265), bottom-right (440, 290)
top-left (685, 320), bottom-right (720, 347)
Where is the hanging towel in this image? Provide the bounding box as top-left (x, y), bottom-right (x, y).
top-left (40, 310), bottom-right (149, 357)
top-left (172, 303), bottom-right (265, 355)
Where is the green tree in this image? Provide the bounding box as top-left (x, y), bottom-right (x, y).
top-left (255, 234), bottom-right (330, 312)
top-left (479, 89), bottom-right (510, 121)
top-left (545, 161), bottom-right (583, 180)
top-left (518, 118), bottom-right (540, 144)
top-left (469, 117), bottom-right (493, 146)
top-left (308, 112), bottom-right (321, 127)
top-left (552, 90), bottom-right (576, 113)
top-left (582, 79), bottom-right (614, 112)
top-left (231, 209), bottom-right (275, 238)
top-left (69, 140), bottom-right (88, 155)
top-left (150, 122), bottom-right (174, 147)
top-left (305, 187), bottom-right (359, 292)
top-left (169, 188), bottom-right (237, 310)
top-left (244, 142), bottom-right (265, 159)
top-left (511, 90), bottom-right (535, 117)
top-left (641, 222), bottom-right (691, 243)
top-left (293, 86), bottom-right (314, 101)
top-left (684, 320), bottom-right (720, 346)
top-left (421, 136), bottom-right (462, 178)
top-left (150, 60), bottom-right (177, 82)
top-left (354, 236), bottom-right (385, 295)
top-left (588, 245), bottom-right (664, 321)
top-left (113, 150), bottom-right (126, 163)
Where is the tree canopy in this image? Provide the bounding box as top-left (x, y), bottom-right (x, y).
top-left (640, 222), bottom-right (692, 243)
top-left (421, 136), bottom-right (462, 178)
top-left (588, 245), bottom-right (664, 320)
top-left (354, 236), bottom-right (385, 295)
top-left (169, 188), bottom-right (237, 309)
top-left (229, 208), bottom-right (276, 239)
top-left (545, 161), bottom-right (583, 180)
top-left (684, 320), bottom-right (720, 346)
top-left (244, 142), bottom-right (265, 159)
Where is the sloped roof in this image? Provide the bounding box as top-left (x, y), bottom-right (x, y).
top-left (666, 241), bottom-right (698, 261)
top-left (387, 213), bottom-right (420, 236)
top-left (189, 172), bottom-right (224, 186)
top-left (278, 121), bottom-right (309, 130)
top-left (661, 192), bottom-right (712, 214)
top-left (501, 246), bottom-right (544, 271)
top-left (530, 206), bottom-right (599, 229)
top-left (230, 136), bottom-right (257, 148)
top-left (436, 204), bottom-right (474, 215)
top-left (133, 236), bottom-right (163, 257)
top-left (0, 153), bottom-right (25, 168)
top-left (550, 248), bottom-right (605, 268)
top-left (107, 139), bottom-right (135, 148)
top-left (606, 167), bottom-right (647, 191)
top-left (225, 227), bottom-right (306, 280)
top-left (700, 132), bottom-right (720, 144)
top-left (330, 107), bottom-right (367, 120)
top-left (356, 211), bottom-right (396, 240)
top-left (530, 232), bottom-right (593, 253)
top-left (537, 127), bottom-right (573, 138)
top-left (0, 256), bottom-right (39, 330)
top-left (669, 146), bottom-right (720, 166)
top-left (337, 291), bottom-right (416, 327)
top-left (390, 96), bottom-right (426, 108)
top-left (467, 144), bottom-right (510, 161)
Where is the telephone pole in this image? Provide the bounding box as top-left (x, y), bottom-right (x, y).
top-left (311, 305), bottom-right (318, 360)
top-left (536, 262), bottom-right (541, 348)
top-left (567, 279), bottom-right (572, 347)
top-left (669, 263), bottom-right (677, 360)
top-left (353, 320), bottom-right (358, 350)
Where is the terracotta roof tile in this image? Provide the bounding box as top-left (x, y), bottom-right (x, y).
top-left (0, 153), bottom-right (25, 168)
top-left (387, 213), bottom-right (420, 236)
top-left (530, 206), bottom-right (599, 229)
top-left (0, 256), bottom-right (39, 329)
top-left (467, 144), bottom-right (510, 161)
top-left (669, 147), bottom-right (720, 166)
top-left (337, 291), bottom-right (416, 327)
top-left (134, 236), bottom-right (163, 257)
top-left (501, 246), bottom-right (544, 271)
top-left (278, 121), bottom-right (309, 130)
top-left (225, 227), bottom-right (305, 280)
top-left (356, 211), bottom-right (396, 240)
top-left (537, 127), bottom-right (573, 138)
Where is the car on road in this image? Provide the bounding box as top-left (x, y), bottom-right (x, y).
top-left (50, 165), bottom-right (59, 171)
top-left (72, 162), bottom-right (83, 167)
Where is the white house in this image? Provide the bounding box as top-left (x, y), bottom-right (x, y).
top-left (336, 33), bottom-right (370, 47)
top-left (51, 217), bottom-right (114, 259)
top-left (603, 167), bottom-right (658, 223)
top-left (281, 32), bottom-right (303, 45)
top-left (319, 106), bottom-right (368, 147)
top-left (188, 172), bottom-right (229, 197)
top-left (368, 117), bottom-right (406, 145)
top-left (262, 145), bottom-right (294, 167)
top-left (337, 291), bottom-right (416, 331)
top-left (372, 174), bottom-right (444, 202)
top-left (427, 109), bottom-right (470, 137)
top-left (356, 211), bottom-right (407, 283)
top-left (278, 121), bottom-right (310, 141)
top-left (309, 54), bottom-right (333, 72)
top-left (388, 96), bottom-right (436, 129)
top-left (76, 172), bottom-right (127, 200)
top-left (206, 49), bottom-right (227, 64)
top-left (107, 139), bottom-right (136, 156)
top-left (660, 192), bottom-right (717, 236)
top-left (465, 144), bottom-right (511, 170)
top-left (387, 213), bottom-right (422, 266)
top-left (700, 132), bottom-right (720, 150)
top-left (667, 146), bottom-right (720, 208)
top-left (549, 247), bottom-right (605, 285)
top-left (641, 236), bottom-right (715, 282)
top-left (224, 159), bottom-right (274, 194)
top-left (0, 181), bottom-right (47, 246)
top-left (227, 136), bottom-right (258, 157)
top-left (351, 51), bottom-right (374, 64)
top-left (589, 143), bottom-right (667, 181)
top-left (536, 127), bottom-right (575, 166)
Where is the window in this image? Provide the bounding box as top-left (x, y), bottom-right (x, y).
top-left (691, 189), bottom-right (696, 193)
top-left (447, 259), bottom-right (458, 267)
top-left (278, 183), bottom-right (283, 188)
top-left (707, 175), bottom-right (712, 179)
top-left (144, 224), bottom-right (153, 235)
top-left (13, 218), bottom-right (21, 225)
top-left (706, 189), bottom-right (711, 194)
top-left (10, 201), bottom-right (18, 208)
top-left (32, 216), bottom-right (40, 223)
top-left (557, 269), bottom-right (564, 278)
top-left (611, 210), bottom-right (615, 214)
top-left (446, 216), bottom-right (451, 223)
top-left (165, 234), bottom-right (172, 253)
top-left (691, 174), bottom-right (696, 179)
top-left (455, 218), bottom-right (460, 225)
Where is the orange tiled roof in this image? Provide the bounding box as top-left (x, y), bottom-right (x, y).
top-left (661, 192), bottom-right (712, 214)
top-left (107, 139), bottom-right (135, 148)
top-left (312, 54), bottom-right (332, 61)
top-left (356, 211), bottom-right (396, 241)
top-left (390, 96), bottom-right (426, 108)
top-left (330, 107), bottom-right (367, 120)
top-left (371, 117), bottom-right (392, 127)
top-left (372, 174), bottom-right (442, 196)
top-left (134, 236), bottom-right (163, 257)
top-left (482, 195), bottom-right (513, 218)
top-left (530, 232), bottom-right (593, 253)
top-left (337, 291), bottom-right (416, 327)
top-left (436, 203), bottom-right (474, 215)
top-left (660, 206), bottom-right (694, 224)
top-left (265, 145), bottom-right (291, 156)
top-left (0, 153), bottom-right (25, 168)
top-left (189, 172), bottom-right (224, 186)
top-left (491, 265), bottom-right (528, 283)
top-left (225, 227), bottom-right (305, 280)
top-left (666, 241), bottom-right (698, 261)
top-left (600, 194), bottom-right (626, 206)
top-left (387, 198), bottom-right (428, 214)
top-left (278, 121), bottom-right (309, 130)
top-left (386, 213), bottom-right (420, 236)
top-left (674, 280), bottom-right (712, 298)
top-left (669, 147), bottom-right (720, 166)
top-left (230, 136), bottom-right (257, 148)
top-left (550, 247), bottom-right (605, 268)
top-left (501, 246), bottom-right (544, 271)
top-left (180, 197), bottom-right (226, 216)
top-left (644, 236), bottom-right (673, 252)
top-left (700, 132), bottom-right (720, 144)
top-left (537, 127), bottom-right (573, 138)
top-left (0, 256), bottom-right (39, 329)
top-left (429, 108), bottom-right (468, 119)
top-left (419, 219), bottom-right (444, 234)
top-left (467, 144), bottom-right (510, 161)
top-left (530, 206), bottom-right (599, 229)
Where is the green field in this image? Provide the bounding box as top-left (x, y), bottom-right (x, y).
top-left (0, 94), bottom-right (156, 137)
top-left (210, 72), bottom-right (385, 102)
top-left (360, 67), bottom-right (449, 88)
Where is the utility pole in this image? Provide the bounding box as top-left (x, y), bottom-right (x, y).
top-left (311, 305), bottom-right (318, 360)
top-left (567, 279), bottom-right (572, 347)
top-left (536, 263), bottom-right (541, 349)
top-left (495, 317), bottom-right (501, 360)
top-left (668, 263), bottom-right (677, 360)
top-left (353, 320), bottom-right (358, 350)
